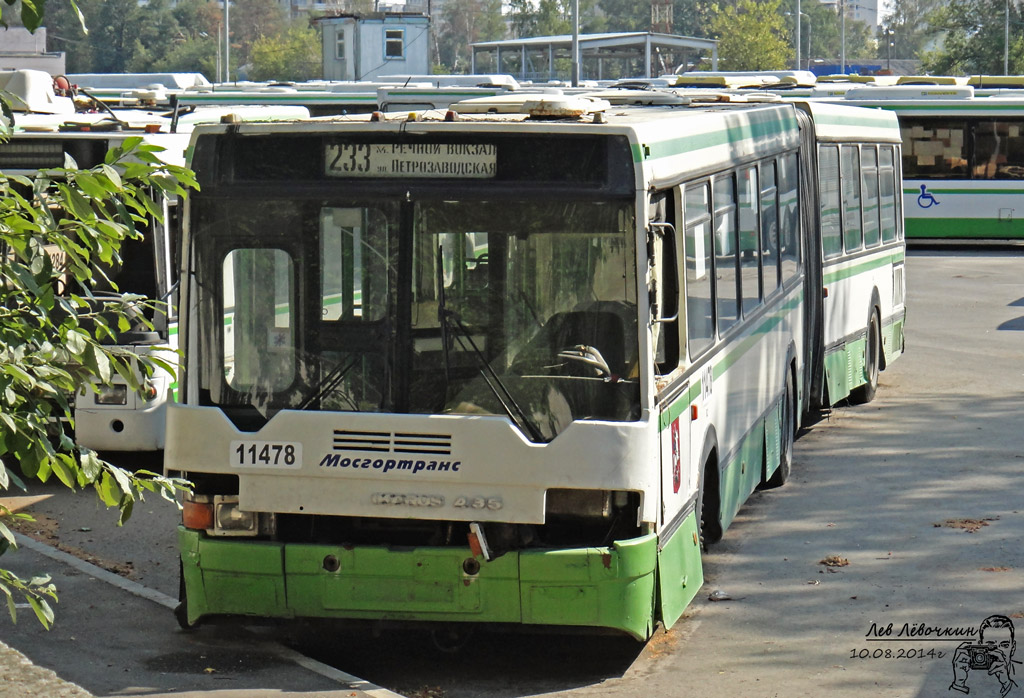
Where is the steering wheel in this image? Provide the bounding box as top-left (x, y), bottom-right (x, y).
top-left (556, 344), bottom-right (612, 379)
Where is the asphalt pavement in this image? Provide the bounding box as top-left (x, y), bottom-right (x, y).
top-left (0, 531), bottom-right (402, 698)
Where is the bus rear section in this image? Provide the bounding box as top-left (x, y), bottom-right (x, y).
top-left (166, 102), bottom-right (821, 638)
top-left (795, 101), bottom-right (906, 407)
top-left (0, 121), bottom-right (183, 453)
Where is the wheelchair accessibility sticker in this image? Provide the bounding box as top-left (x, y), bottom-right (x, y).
top-left (918, 184), bottom-right (941, 208)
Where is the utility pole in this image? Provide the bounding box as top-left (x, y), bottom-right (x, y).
top-left (571, 0), bottom-right (579, 86)
top-left (224, 0), bottom-right (231, 83)
top-left (795, 0), bottom-right (802, 71)
top-left (840, 0), bottom-right (846, 74)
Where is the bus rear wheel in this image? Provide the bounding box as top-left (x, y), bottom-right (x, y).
top-left (763, 368), bottom-right (794, 489)
top-left (850, 310), bottom-right (880, 404)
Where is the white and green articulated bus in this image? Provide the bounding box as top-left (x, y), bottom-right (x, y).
top-left (166, 95), bottom-right (904, 639)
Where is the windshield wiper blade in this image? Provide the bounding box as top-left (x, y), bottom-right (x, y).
top-left (296, 354), bottom-right (360, 411)
top-left (435, 246), bottom-right (543, 442)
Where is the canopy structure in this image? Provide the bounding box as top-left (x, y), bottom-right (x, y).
top-left (470, 32), bottom-right (718, 82)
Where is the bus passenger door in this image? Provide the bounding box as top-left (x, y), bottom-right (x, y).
top-left (650, 188), bottom-right (703, 629)
top-left (657, 400), bottom-right (702, 629)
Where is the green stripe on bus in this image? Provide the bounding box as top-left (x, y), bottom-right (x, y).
top-left (658, 290), bottom-right (803, 432)
top-left (904, 187), bottom-right (1024, 196)
top-left (906, 218), bottom-right (1024, 239)
top-left (874, 103), bottom-right (1024, 113)
top-left (633, 110), bottom-right (798, 163)
top-left (822, 251), bottom-right (903, 285)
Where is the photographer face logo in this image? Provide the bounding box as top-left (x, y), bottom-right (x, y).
top-left (951, 615), bottom-right (1018, 697)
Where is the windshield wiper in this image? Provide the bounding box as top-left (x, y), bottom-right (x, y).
top-left (296, 354), bottom-right (360, 411)
top-left (436, 245), bottom-right (543, 442)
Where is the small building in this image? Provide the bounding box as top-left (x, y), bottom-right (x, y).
top-left (318, 13), bottom-right (430, 82)
top-left (0, 26), bottom-right (65, 75)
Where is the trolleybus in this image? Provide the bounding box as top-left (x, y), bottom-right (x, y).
top-left (166, 94), bottom-right (904, 639)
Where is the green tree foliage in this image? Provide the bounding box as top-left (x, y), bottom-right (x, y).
top-left (777, 0), bottom-right (875, 70)
top-left (21, 0), bottom-right (313, 81)
top-left (708, 0), bottom-right (791, 70)
top-left (230, 0), bottom-right (289, 77)
top-left (507, 0), bottom-right (604, 38)
top-left (0, 128), bottom-right (196, 627)
top-left (921, 0), bottom-right (1024, 74)
top-left (598, 0), bottom-right (706, 36)
top-left (878, 0), bottom-right (944, 61)
top-left (1, 0), bottom-right (85, 31)
top-left (433, 0), bottom-right (506, 74)
top-left (248, 23), bottom-right (322, 81)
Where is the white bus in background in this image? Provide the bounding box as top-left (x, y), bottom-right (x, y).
top-left (833, 84), bottom-right (1024, 243)
top-left (166, 93), bottom-right (904, 638)
top-left (0, 69), bottom-right (308, 452)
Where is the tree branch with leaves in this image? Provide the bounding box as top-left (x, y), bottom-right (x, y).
top-left (0, 121), bottom-right (196, 628)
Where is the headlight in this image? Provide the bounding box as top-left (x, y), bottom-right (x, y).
top-left (210, 496), bottom-right (276, 537)
top-left (546, 489), bottom-right (614, 519)
top-left (95, 385), bottom-right (128, 405)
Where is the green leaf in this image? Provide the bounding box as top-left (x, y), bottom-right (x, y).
top-left (67, 0), bottom-right (87, 35)
top-left (18, 0), bottom-right (43, 32)
top-left (0, 521), bottom-right (16, 549)
top-left (79, 450), bottom-right (102, 483)
top-left (99, 164), bottom-right (121, 190)
top-left (95, 472), bottom-right (120, 507)
top-left (51, 455), bottom-right (75, 489)
top-left (118, 496), bottom-right (134, 526)
top-left (26, 595), bottom-right (54, 630)
top-left (64, 329), bottom-right (88, 356)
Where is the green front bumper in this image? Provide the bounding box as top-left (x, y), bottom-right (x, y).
top-left (178, 527), bottom-right (658, 640)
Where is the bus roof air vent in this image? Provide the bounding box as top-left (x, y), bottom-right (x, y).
top-left (524, 95), bottom-right (611, 120)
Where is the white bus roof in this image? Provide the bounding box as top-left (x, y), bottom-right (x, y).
top-left (0, 69), bottom-right (75, 114)
top-left (67, 73), bottom-right (212, 90)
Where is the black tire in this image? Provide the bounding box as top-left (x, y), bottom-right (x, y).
top-left (763, 368), bottom-right (794, 489)
top-left (850, 310), bottom-right (880, 405)
top-left (174, 561), bottom-right (198, 631)
top-left (697, 457), bottom-right (722, 548)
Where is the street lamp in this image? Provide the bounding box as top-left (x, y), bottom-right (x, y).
top-left (785, 10), bottom-right (810, 71)
top-left (838, 0), bottom-right (866, 75)
top-left (883, 27), bottom-right (894, 72)
top-left (840, 0), bottom-right (846, 73)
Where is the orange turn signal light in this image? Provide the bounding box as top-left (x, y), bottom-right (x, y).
top-left (691, 404), bottom-right (699, 421)
top-left (182, 498), bottom-right (214, 530)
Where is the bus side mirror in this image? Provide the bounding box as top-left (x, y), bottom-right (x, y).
top-left (648, 221), bottom-right (679, 324)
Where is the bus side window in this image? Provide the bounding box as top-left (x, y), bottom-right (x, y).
top-left (760, 160), bottom-right (780, 295)
top-left (779, 153), bottom-right (800, 281)
top-left (738, 166), bottom-right (761, 316)
top-left (880, 146), bottom-right (898, 243)
top-left (684, 183), bottom-right (714, 358)
top-left (901, 118), bottom-right (967, 179)
top-left (841, 145), bottom-right (863, 253)
top-left (651, 190), bottom-right (680, 374)
top-left (973, 120), bottom-right (1024, 179)
top-left (714, 174), bottom-right (739, 335)
top-left (862, 146), bottom-right (881, 248)
top-left (818, 145), bottom-right (842, 259)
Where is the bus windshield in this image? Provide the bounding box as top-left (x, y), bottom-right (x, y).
top-left (194, 196), bottom-right (640, 441)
